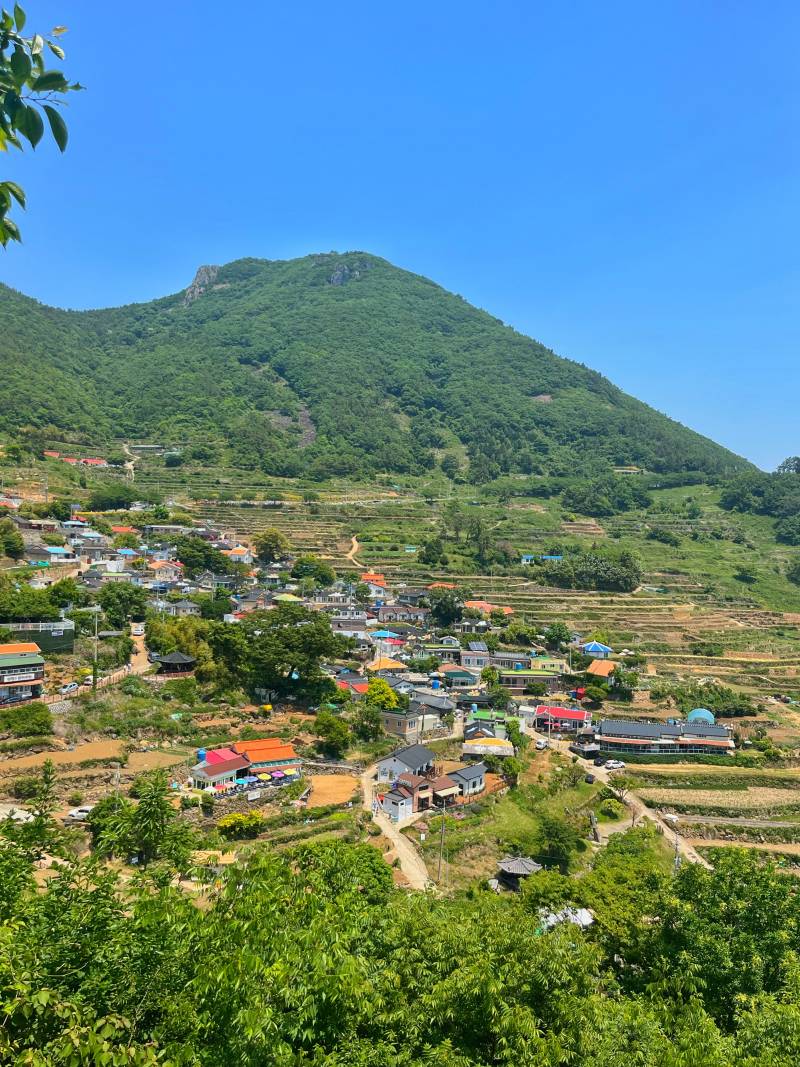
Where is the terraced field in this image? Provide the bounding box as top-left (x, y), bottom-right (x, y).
top-left (638, 786), bottom-right (800, 811)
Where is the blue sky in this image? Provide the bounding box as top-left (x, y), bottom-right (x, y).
top-left (2, 1), bottom-right (798, 470)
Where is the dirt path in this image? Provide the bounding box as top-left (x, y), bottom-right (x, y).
top-left (546, 737), bottom-right (712, 868)
top-left (122, 442), bottom-right (136, 483)
top-left (345, 535), bottom-right (363, 569)
top-left (686, 838), bottom-right (800, 855)
top-left (669, 812), bottom-right (800, 828)
top-left (360, 763), bottom-right (431, 890)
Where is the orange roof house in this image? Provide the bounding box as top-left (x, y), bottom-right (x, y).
top-left (428, 582), bottom-right (456, 590)
top-left (232, 738), bottom-right (300, 773)
top-left (361, 572), bottom-right (387, 587)
top-left (464, 600), bottom-right (514, 617)
top-left (0, 642), bottom-right (41, 656)
top-left (111, 525), bottom-right (136, 535)
top-left (586, 659), bottom-right (616, 678)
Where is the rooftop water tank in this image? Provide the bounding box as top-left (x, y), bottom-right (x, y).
top-left (431, 679), bottom-right (440, 690)
top-left (196, 748), bottom-right (207, 763)
top-left (687, 708), bottom-right (715, 725)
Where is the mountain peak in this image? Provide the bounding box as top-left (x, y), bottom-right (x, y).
top-left (184, 264), bottom-right (220, 305)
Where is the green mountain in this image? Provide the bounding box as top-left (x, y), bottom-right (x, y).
top-left (0, 252), bottom-right (750, 480)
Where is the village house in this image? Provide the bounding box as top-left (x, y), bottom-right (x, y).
top-left (377, 604), bottom-right (430, 625)
top-left (395, 587), bottom-right (428, 606)
top-left (447, 762), bottom-right (487, 798)
top-left (148, 599), bottom-right (201, 619)
top-left (376, 744), bottom-right (436, 782)
top-left (586, 659), bottom-right (616, 680)
top-left (497, 667), bottom-right (562, 696)
top-left (593, 718), bottom-right (734, 755)
top-left (147, 559), bottom-right (185, 582)
top-left (438, 663), bottom-right (481, 688)
top-left (220, 545), bottom-right (253, 565)
top-left (524, 704), bottom-right (593, 733)
top-left (0, 641), bottom-right (45, 705)
top-left (460, 641), bottom-right (491, 670)
top-left (197, 571), bottom-right (240, 593)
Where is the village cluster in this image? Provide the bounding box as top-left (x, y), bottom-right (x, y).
top-left (0, 505), bottom-right (738, 831)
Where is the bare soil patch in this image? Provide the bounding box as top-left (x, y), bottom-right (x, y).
top-left (307, 773), bottom-right (359, 807)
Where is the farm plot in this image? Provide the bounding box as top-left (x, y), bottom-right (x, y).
top-left (307, 774), bottom-right (359, 807)
top-left (638, 786), bottom-right (800, 812)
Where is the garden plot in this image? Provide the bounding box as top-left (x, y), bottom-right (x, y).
top-left (638, 786), bottom-right (800, 811)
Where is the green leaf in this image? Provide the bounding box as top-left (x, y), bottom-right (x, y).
top-left (32, 71), bottom-right (68, 92)
top-left (47, 40), bottom-right (65, 60)
top-left (31, 32), bottom-right (43, 55)
top-left (51, 24), bottom-right (67, 35)
top-left (16, 105), bottom-right (44, 148)
top-left (10, 45), bottom-right (32, 83)
top-left (43, 105), bottom-right (67, 151)
top-left (3, 180), bottom-right (25, 206)
top-left (13, 2), bottom-right (24, 30)
top-left (0, 216), bottom-right (21, 245)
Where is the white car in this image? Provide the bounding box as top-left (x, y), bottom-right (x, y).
top-left (62, 804), bottom-right (95, 826)
top-left (60, 682), bottom-right (79, 695)
top-left (604, 759), bottom-right (626, 770)
top-left (131, 623), bottom-right (144, 637)
top-left (534, 739), bottom-right (549, 751)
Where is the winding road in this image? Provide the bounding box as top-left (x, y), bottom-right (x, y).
top-left (360, 763), bottom-right (431, 890)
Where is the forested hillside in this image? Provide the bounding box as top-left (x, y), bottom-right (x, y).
top-left (0, 252), bottom-right (751, 481)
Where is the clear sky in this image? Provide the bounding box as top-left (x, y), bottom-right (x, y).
top-left (2, 1), bottom-right (798, 470)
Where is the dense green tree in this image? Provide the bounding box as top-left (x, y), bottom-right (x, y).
top-left (173, 534), bottom-right (239, 576)
top-left (350, 702), bottom-right (384, 741)
top-left (0, 517), bottom-right (24, 558)
top-left (535, 813), bottom-right (584, 873)
top-left (427, 585), bottom-right (464, 625)
top-left (239, 604), bottom-right (348, 700)
top-left (87, 483), bottom-right (138, 511)
top-left (290, 554), bottom-right (336, 586)
top-left (98, 581), bottom-right (147, 628)
top-left (253, 527), bottom-right (290, 563)
top-left (314, 709), bottom-right (351, 758)
top-left (544, 622), bottom-right (572, 649)
top-left (97, 769), bottom-right (194, 868)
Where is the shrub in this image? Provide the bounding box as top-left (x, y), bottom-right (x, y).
top-left (180, 795), bottom-right (200, 810)
top-left (0, 701), bottom-right (53, 738)
top-left (68, 791), bottom-right (84, 806)
top-left (9, 775), bottom-right (39, 800)
top-left (217, 812), bottom-right (266, 840)
top-left (200, 793), bottom-right (215, 815)
top-left (598, 798), bottom-right (625, 820)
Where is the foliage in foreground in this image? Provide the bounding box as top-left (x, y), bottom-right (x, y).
top-left (0, 826), bottom-right (800, 1064)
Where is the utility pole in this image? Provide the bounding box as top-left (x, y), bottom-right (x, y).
top-left (92, 607), bottom-right (99, 691)
top-left (43, 474), bottom-right (48, 506)
top-left (437, 806), bottom-right (446, 883)
top-left (673, 833), bottom-right (681, 872)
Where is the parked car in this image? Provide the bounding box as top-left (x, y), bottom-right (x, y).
top-left (584, 773), bottom-right (596, 784)
top-left (80, 676), bottom-right (93, 686)
top-left (593, 757), bottom-right (606, 766)
top-left (62, 804), bottom-right (94, 826)
top-left (604, 759), bottom-right (626, 770)
top-left (534, 739), bottom-right (548, 751)
top-left (147, 650), bottom-right (159, 663)
top-left (131, 623), bottom-right (145, 637)
top-left (60, 682), bottom-right (79, 695)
